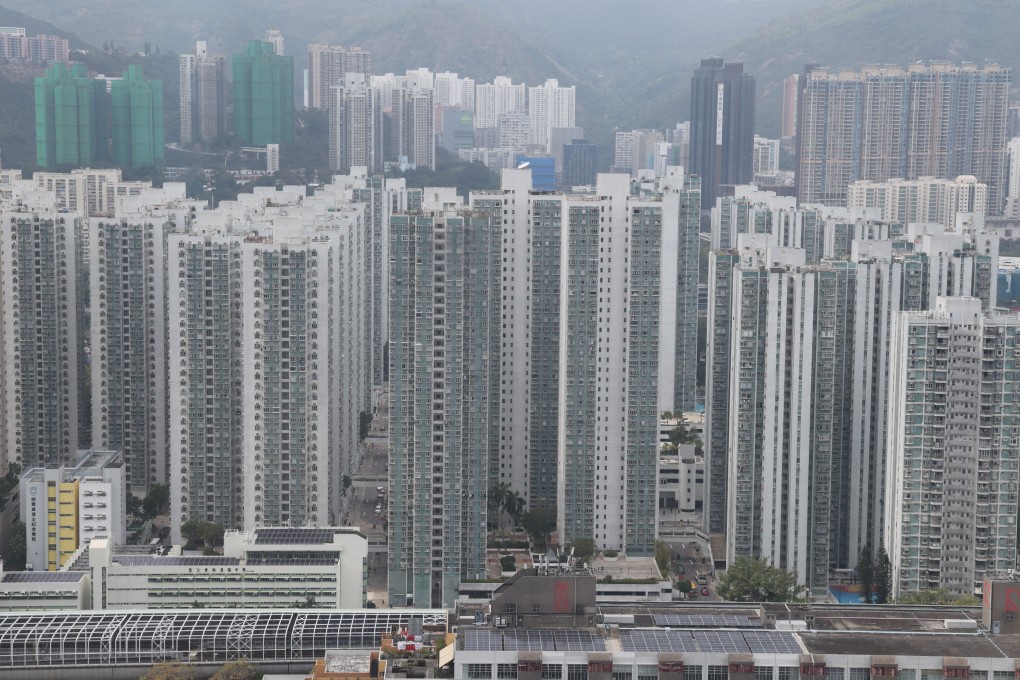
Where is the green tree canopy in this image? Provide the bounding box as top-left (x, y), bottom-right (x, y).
top-left (856, 544), bottom-right (873, 604)
top-left (142, 484), bottom-right (170, 519)
top-left (140, 662), bottom-right (197, 680)
top-left (210, 660), bottom-right (259, 680)
top-left (716, 557), bottom-right (809, 602)
top-left (504, 491), bottom-right (526, 528)
top-left (521, 509), bottom-right (553, 552)
top-left (4, 521), bottom-right (26, 569)
top-left (874, 545), bottom-right (892, 604)
top-left (179, 519), bottom-right (224, 549)
top-left (654, 541), bottom-right (672, 576)
top-left (568, 537), bottom-right (596, 563)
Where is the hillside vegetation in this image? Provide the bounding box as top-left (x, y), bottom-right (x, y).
top-left (729, 0), bottom-right (1020, 134)
top-left (3, 0), bottom-right (1019, 168)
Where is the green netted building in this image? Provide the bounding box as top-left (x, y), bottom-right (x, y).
top-left (109, 65), bottom-right (165, 169)
top-left (35, 62), bottom-right (109, 168)
top-left (232, 40), bottom-right (293, 146)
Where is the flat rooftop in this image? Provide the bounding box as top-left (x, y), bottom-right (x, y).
top-left (251, 527), bottom-right (364, 544)
top-left (798, 632), bottom-right (1006, 657)
top-left (2, 571), bottom-right (86, 583)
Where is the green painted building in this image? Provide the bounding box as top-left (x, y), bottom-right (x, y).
top-left (110, 65), bottom-right (165, 169)
top-left (232, 40), bottom-right (293, 146)
top-left (35, 62), bottom-right (108, 168)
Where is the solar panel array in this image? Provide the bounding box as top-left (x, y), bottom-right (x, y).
top-left (620, 629), bottom-right (699, 653)
top-left (742, 630), bottom-right (804, 654)
top-left (1, 571), bottom-right (87, 583)
top-left (114, 556), bottom-right (242, 567)
top-left (462, 629), bottom-right (503, 651)
top-left (653, 614), bottom-right (763, 628)
top-left (503, 629), bottom-right (553, 651)
top-left (254, 528), bottom-right (337, 544)
top-left (554, 629), bottom-right (603, 651)
top-left (245, 557), bottom-right (339, 566)
top-left (462, 628), bottom-right (606, 652)
top-left (620, 629), bottom-right (802, 654)
top-left (693, 630), bottom-right (748, 652)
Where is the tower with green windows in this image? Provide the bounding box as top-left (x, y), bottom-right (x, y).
top-left (35, 62), bottom-right (108, 168)
top-left (232, 40), bottom-right (293, 146)
top-left (110, 65), bottom-right (165, 169)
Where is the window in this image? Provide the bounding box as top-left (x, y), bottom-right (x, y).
top-left (685, 666), bottom-right (704, 680)
top-left (779, 669), bottom-right (797, 680)
top-left (467, 664), bottom-right (493, 679)
top-left (826, 670), bottom-right (845, 680)
top-left (613, 671), bottom-right (633, 680)
top-left (498, 664), bottom-right (518, 679)
top-left (542, 664), bottom-right (563, 680)
top-left (567, 665), bottom-right (588, 680)
top-left (1006, 611), bottom-right (1015, 621)
top-left (850, 670), bottom-right (870, 680)
top-left (709, 667), bottom-right (729, 680)
top-left (755, 668), bottom-right (774, 680)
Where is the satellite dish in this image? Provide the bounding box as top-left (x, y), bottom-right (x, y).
top-left (517, 162), bottom-right (531, 169)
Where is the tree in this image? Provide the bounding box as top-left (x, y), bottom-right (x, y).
top-left (148, 484), bottom-right (170, 513)
top-left (180, 519), bottom-right (224, 549)
top-left (676, 579), bottom-right (694, 595)
top-left (504, 491), bottom-right (526, 529)
top-left (142, 483), bottom-right (170, 519)
top-left (654, 540), bottom-right (672, 576)
top-left (200, 522), bottom-right (225, 548)
top-left (210, 660), bottom-right (258, 680)
top-left (568, 537), bottom-right (595, 563)
top-left (126, 494), bottom-right (143, 518)
top-left (716, 557), bottom-right (809, 602)
top-left (896, 589), bottom-right (980, 606)
top-left (359, 411), bottom-right (373, 442)
top-left (296, 595), bottom-right (317, 608)
top-left (662, 413), bottom-right (703, 451)
top-left (4, 521), bottom-right (26, 569)
top-left (874, 545), bottom-right (892, 604)
top-left (140, 662), bottom-right (197, 680)
top-left (856, 544), bottom-right (873, 604)
top-left (180, 519), bottom-right (205, 546)
top-left (488, 482), bottom-right (510, 530)
top-left (521, 509), bottom-right (553, 552)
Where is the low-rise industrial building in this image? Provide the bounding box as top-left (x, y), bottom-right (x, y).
top-left (454, 570), bottom-right (1020, 680)
top-left (0, 527), bottom-right (368, 611)
top-left (89, 527), bottom-right (368, 609)
top-left (0, 562), bottom-right (89, 610)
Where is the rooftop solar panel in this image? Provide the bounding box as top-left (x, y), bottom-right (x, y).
top-left (114, 556), bottom-right (241, 566)
top-left (462, 629), bottom-right (502, 652)
top-left (254, 528), bottom-right (337, 545)
top-left (1, 571), bottom-right (87, 583)
top-left (503, 629), bottom-right (551, 651)
top-left (742, 630), bottom-right (803, 654)
top-left (653, 613), bottom-right (763, 628)
top-left (694, 630), bottom-right (750, 652)
top-left (620, 629), bottom-right (699, 653)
